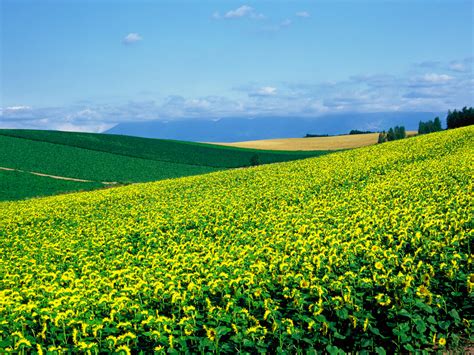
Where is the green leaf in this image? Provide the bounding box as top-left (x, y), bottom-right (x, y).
top-left (449, 309), bottom-right (461, 322)
top-left (415, 319), bottom-right (426, 334)
top-left (404, 344), bottom-right (416, 352)
top-left (438, 320), bottom-right (451, 330)
top-left (375, 346), bottom-right (386, 355)
top-left (326, 345), bottom-right (342, 355)
top-left (397, 309), bottom-right (412, 318)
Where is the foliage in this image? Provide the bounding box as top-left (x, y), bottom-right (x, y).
top-left (249, 154), bottom-right (260, 166)
top-left (0, 169), bottom-right (103, 201)
top-left (378, 126), bottom-right (406, 143)
top-left (0, 126), bottom-right (472, 353)
top-left (349, 130), bottom-right (373, 135)
top-left (418, 117), bottom-right (442, 134)
top-left (446, 107), bottom-right (474, 129)
top-left (305, 134), bottom-right (330, 138)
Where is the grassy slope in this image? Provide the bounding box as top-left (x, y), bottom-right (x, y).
top-left (0, 127), bottom-right (472, 352)
top-left (0, 134), bottom-right (219, 183)
top-left (214, 131), bottom-right (417, 151)
top-left (0, 169), bottom-right (104, 201)
top-left (0, 130), bottom-right (331, 201)
top-left (0, 129), bottom-right (330, 167)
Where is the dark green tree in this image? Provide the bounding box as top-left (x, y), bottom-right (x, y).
top-left (377, 131), bottom-right (386, 143)
top-left (447, 107), bottom-right (474, 129)
top-left (250, 154), bottom-right (260, 166)
top-left (433, 116), bottom-right (442, 131)
top-left (386, 128), bottom-right (395, 141)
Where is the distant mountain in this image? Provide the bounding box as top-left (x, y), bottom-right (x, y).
top-left (105, 112), bottom-right (443, 142)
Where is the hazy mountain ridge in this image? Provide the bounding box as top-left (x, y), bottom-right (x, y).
top-left (105, 112), bottom-right (442, 142)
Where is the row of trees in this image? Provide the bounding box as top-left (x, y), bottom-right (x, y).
top-left (349, 129), bottom-right (373, 135)
top-left (378, 126), bottom-right (406, 143)
top-left (418, 117), bottom-right (442, 134)
top-left (447, 107), bottom-right (474, 129)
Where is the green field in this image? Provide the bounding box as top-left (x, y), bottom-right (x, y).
top-left (0, 169), bottom-right (104, 201)
top-left (0, 126), bottom-right (472, 353)
top-left (0, 130), bottom-right (331, 201)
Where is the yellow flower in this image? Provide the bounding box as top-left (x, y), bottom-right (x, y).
top-left (375, 262), bottom-right (383, 270)
top-left (72, 328), bottom-right (78, 345)
top-left (184, 325), bottom-right (193, 336)
top-left (116, 345), bottom-right (132, 355)
top-left (206, 327), bottom-right (216, 341)
top-left (349, 315), bottom-right (357, 329)
top-left (439, 337), bottom-right (446, 346)
top-left (15, 338), bottom-right (32, 349)
top-left (232, 324), bottom-right (239, 334)
top-left (363, 318), bottom-right (369, 332)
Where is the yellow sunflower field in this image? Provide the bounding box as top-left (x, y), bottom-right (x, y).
top-left (0, 126), bottom-right (473, 353)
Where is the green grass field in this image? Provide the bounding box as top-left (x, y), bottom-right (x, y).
top-left (0, 129), bottom-right (330, 168)
top-left (0, 169), bottom-right (104, 201)
top-left (0, 130), bottom-right (331, 201)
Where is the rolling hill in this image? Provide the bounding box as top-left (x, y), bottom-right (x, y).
top-left (0, 129), bottom-right (331, 201)
top-left (213, 131), bottom-right (418, 151)
top-left (0, 126), bottom-right (471, 353)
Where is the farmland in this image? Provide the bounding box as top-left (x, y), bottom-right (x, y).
top-left (0, 126), bottom-right (472, 353)
top-left (0, 168), bottom-right (104, 201)
top-left (214, 131), bottom-right (418, 151)
top-left (0, 130), bottom-right (330, 201)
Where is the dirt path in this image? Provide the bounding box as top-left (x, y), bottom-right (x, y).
top-left (0, 167), bottom-right (118, 185)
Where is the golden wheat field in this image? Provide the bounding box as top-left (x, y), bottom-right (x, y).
top-left (0, 127), bottom-right (472, 354)
top-left (213, 131), bottom-right (418, 151)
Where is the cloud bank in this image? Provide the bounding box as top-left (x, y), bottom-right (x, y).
top-left (2, 58), bottom-right (472, 133)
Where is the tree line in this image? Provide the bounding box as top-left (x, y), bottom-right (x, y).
top-left (446, 107), bottom-right (474, 129)
top-left (377, 126), bottom-right (406, 143)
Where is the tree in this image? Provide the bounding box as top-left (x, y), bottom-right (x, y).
top-left (250, 154), bottom-right (260, 166)
top-left (418, 117), bottom-right (442, 134)
top-left (433, 117), bottom-right (442, 131)
top-left (378, 131), bottom-right (386, 143)
top-left (397, 126), bottom-right (406, 139)
top-left (386, 128), bottom-right (395, 141)
top-left (446, 107), bottom-right (474, 129)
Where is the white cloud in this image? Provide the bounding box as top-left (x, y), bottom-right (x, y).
top-left (5, 105), bottom-right (31, 111)
top-left (260, 86), bottom-right (277, 95)
top-left (122, 33), bottom-right (143, 45)
top-left (422, 73), bottom-right (453, 83)
top-left (248, 86), bottom-right (278, 97)
top-left (449, 62), bottom-right (466, 72)
top-left (296, 11), bottom-right (310, 18)
top-left (214, 5), bottom-right (265, 20)
top-left (225, 5), bottom-right (253, 18)
top-left (280, 19), bottom-right (292, 27)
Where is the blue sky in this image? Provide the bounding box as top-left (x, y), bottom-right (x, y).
top-left (1, 0), bottom-right (473, 132)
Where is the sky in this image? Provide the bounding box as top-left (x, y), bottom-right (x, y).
top-left (1, 0), bottom-right (473, 132)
